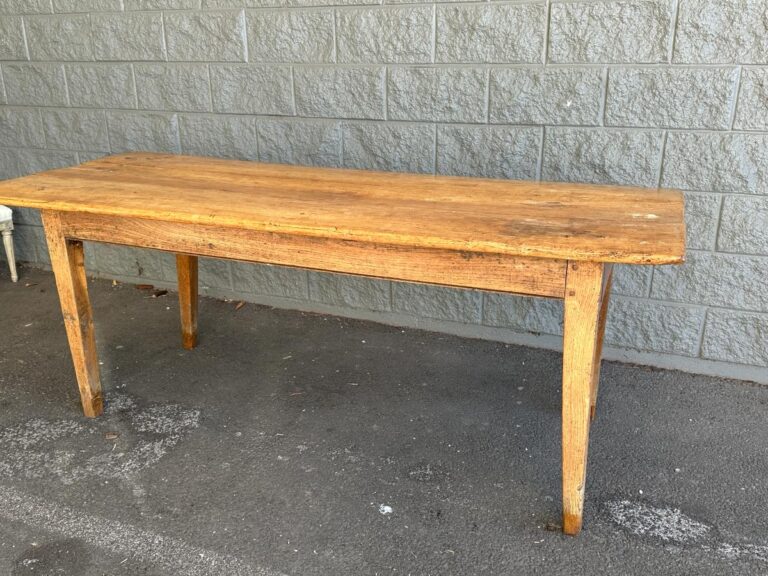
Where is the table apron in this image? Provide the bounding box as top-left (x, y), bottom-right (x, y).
top-left (52, 211), bottom-right (568, 298)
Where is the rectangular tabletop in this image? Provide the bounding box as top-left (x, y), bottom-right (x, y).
top-left (0, 152), bottom-right (685, 265)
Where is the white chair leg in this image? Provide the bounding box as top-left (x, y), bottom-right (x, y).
top-left (2, 229), bottom-right (18, 282)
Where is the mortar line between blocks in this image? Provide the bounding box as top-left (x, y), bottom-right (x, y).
top-left (20, 16), bottom-right (30, 61)
top-left (542, 0), bottom-right (551, 65)
top-left (130, 63), bottom-right (139, 109)
top-left (535, 125), bottom-right (545, 181)
top-left (599, 67), bottom-right (609, 126)
top-left (240, 9), bottom-right (249, 63)
top-left (668, 0), bottom-right (681, 64)
top-left (694, 306), bottom-right (709, 358)
top-left (728, 66), bottom-right (743, 130)
top-left (431, 3), bottom-right (437, 64)
top-left (656, 130), bottom-right (668, 188)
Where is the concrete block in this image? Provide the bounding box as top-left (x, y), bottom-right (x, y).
top-left (702, 310), bottom-right (768, 367)
top-left (135, 63), bottom-right (211, 112)
top-left (107, 111), bottom-right (180, 154)
top-left (211, 64), bottom-right (293, 115)
top-left (91, 12), bottom-right (166, 61)
top-left (247, 9), bottom-right (334, 63)
top-left (342, 122), bottom-right (434, 173)
top-left (91, 243), bottom-right (173, 280)
top-left (180, 114), bottom-right (258, 160)
top-left (0, 0), bottom-right (53, 13)
top-left (11, 207), bottom-right (42, 226)
top-left (3, 63), bottom-right (68, 107)
top-left (550, 0), bottom-right (673, 63)
top-left (78, 151), bottom-right (110, 163)
top-left (0, 108), bottom-right (45, 148)
top-left (294, 66), bottom-right (385, 119)
top-left (542, 128), bottom-right (663, 187)
top-left (7, 224), bottom-right (42, 263)
top-left (0, 16), bottom-right (26, 60)
top-left (612, 265), bottom-right (652, 298)
top-left (25, 14), bottom-right (92, 61)
top-left (718, 195), bottom-right (768, 255)
top-left (164, 10), bottom-right (246, 62)
top-left (53, 0), bottom-right (123, 10)
top-left (489, 68), bottom-right (602, 125)
top-left (662, 132), bottom-right (768, 194)
top-left (309, 271), bottom-right (391, 311)
top-left (393, 282), bottom-right (482, 323)
top-left (231, 261), bottom-right (308, 300)
top-left (0, 147), bottom-right (76, 179)
top-left (258, 119), bottom-right (341, 167)
top-left (388, 67), bottom-right (487, 123)
top-left (674, 0), bottom-right (768, 64)
top-left (605, 298), bottom-right (704, 356)
top-left (198, 258), bottom-right (232, 293)
top-left (683, 192), bottom-right (720, 250)
top-left (436, 4), bottom-right (544, 63)
top-left (436, 125), bottom-right (540, 179)
top-left (606, 67), bottom-right (738, 129)
top-left (42, 109), bottom-right (110, 151)
top-left (337, 6), bottom-right (432, 63)
top-left (66, 64), bottom-right (136, 109)
top-left (160, 255), bottom-right (232, 291)
top-left (483, 293), bottom-right (562, 335)
top-left (734, 68), bottom-right (768, 130)
top-left (651, 251), bottom-right (768, 312)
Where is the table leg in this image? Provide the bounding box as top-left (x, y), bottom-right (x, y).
top-left (590, 266), bottom-right (613, 422)
top-left (176, 254), bottom-right (198, 350)
top-left (42, 211), bottom-right (103, 418)
top-left (562, 261), bottom-right (606, 535)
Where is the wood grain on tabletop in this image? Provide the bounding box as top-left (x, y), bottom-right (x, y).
top-left (0, 152), bottom-right (686, 265)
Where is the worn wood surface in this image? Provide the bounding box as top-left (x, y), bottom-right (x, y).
top-left (176, 254), bottom-right (198, 350)
top-left (41, 211), bottom-right (103, 417)
top-left (58, 212), bottom-right (568, 298)
top-left (561, 261), bottom-right (606, 535)
top-left (0, 152), bottom-right (685, 265)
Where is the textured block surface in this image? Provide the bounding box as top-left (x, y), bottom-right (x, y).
top-left (490, 68), bottom-right (602, 125)
top-left (337, 6), bottom-right (433, 64)
top-left (67, 64), bottom-right (136, 109)
top-left (180, 114), bottom-right (258, 160)
top-left (342, 122), bottom-right (434, 173)
top-left (437, 125), bottom-right (540, 179)
top-left (542, 128), bottom-right (663, 187)
top-left (389, 67), bottom-right (487, 123)
top-left (135, 64), bottom-right (211, 112)
top-left (247, 10), bottom-right (334, 63)
top-left (294, 67), bottom-right (385, 119)
top-left (258, 119), bottom-right (341, 167)
top-left (605, 67), bottom-right (738, 129)
top-left (436, 4), bottom-right (545, 63)
top-left (91, 12), bottom-right (166, 61)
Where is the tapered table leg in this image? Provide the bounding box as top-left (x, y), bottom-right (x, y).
top-left (42, 210), bottom-right (103, 418)
top-left (590, 265), bottom-right (613, 422)
top-left (562, 261), bottom-right (606, 535)
top-left (176, 254), bottom-right (198, 350)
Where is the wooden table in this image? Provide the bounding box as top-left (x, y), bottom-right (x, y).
top-left (0, 152), bottom-right (685, 535)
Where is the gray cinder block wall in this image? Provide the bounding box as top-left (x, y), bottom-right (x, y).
top-left (0, 0), bottom-right (766, 383)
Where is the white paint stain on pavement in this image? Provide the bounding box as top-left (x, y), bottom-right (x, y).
top-left (0, 484), bottom-right (286, 576)
top-left (0, 394), bottom-right (199, 485)
top-left (605, 500), bottom-right (768, 564)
